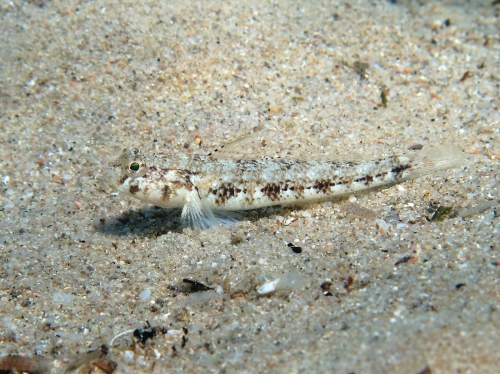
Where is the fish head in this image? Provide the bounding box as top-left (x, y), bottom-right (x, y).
top-left (104, 148), bottom-right (188, 208)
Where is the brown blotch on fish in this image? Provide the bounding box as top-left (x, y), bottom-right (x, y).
top-left (179, 169), bottom-right (199, 176)
top-left (261, 183), bottom-right (281, 201)
top-left (161, 185), bottom-right (171, 201)
top-left (212, 183), bottom-right (243, 205)
top-left (129, 184), bottom-right (140, 194)
top-left (354, 175), bottom-right (374, 185)
top-left (288, 184), bottom-right (305, 198)
top-left (119, 175), bottom-right (129, 185)
top-left (391, 164), bottom-right (411, 176)
top-left (313, 180), bottom-right (332, 193)
top-left (244, 195), bottom-right (255, 205)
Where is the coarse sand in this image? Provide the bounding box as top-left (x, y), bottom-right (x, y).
top-left (0, 0), bottom-right (499, 373)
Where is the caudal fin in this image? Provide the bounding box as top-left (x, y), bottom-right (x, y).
top-left (405, 144), bottom-right (465, 180)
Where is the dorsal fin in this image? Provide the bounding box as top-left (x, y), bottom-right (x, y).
top-left (207, 129), bottom-right (372, 162)
top-left (207, 133), bottom-right (264, 160)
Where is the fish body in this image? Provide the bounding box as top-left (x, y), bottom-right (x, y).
top-left (104, 145), bottom-right (464, 228)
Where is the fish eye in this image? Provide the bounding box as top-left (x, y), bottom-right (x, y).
top-left (123, 149), bottom-right (147, 179)
top-left (130, 162), bottom-right (140, 172)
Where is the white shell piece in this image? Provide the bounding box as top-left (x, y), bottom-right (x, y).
top-left (257, 279), bottom-right (280, 295)
top-left (167, 329), bottom-right (182, 335)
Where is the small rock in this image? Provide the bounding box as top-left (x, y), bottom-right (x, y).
top-left (344, 202), bottom-right (377, 220)
top-left (123, 350), bottom-right (134, 365)
top-left (257, 279), bottom-right (280, 295)
top-left (383, 212), bottom-right (400, 224)
top-left (138, 289), bottom-right (151, 300)
top-left (376, 219), bottom-right (389, 235)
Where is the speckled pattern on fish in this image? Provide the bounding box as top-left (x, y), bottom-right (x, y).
top-left (104, 144), bottom-right (464, 228)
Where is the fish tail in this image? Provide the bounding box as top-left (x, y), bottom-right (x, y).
top-left (404, 144), bottom-right (465, 180)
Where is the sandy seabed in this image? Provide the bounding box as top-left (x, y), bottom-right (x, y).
top-left (0, 0), bottom-right (499, 373)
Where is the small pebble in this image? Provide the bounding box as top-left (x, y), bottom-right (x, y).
top-left (376, 219), bottom-right (389, 235)
top-left (383, 213), bottom-right (400, 224)
top-left (320, 281), bottom-right (332, 291)
top-left (167, 329), bottom-right (182, 335)
top-left (257, 279), bottom-right (280, 295)
top-left (123, 350), bottom-right (134, 365)
top-left (344, 202), bottom-right (377, 220)
top-left (408, 144), bottom-right (424, 150)
top-left (395, 255), bottom-right (412, 265)
top-left (139, 289), bottom-right (151, 300)
top-left (52, 293), bottom-right (74, 305)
